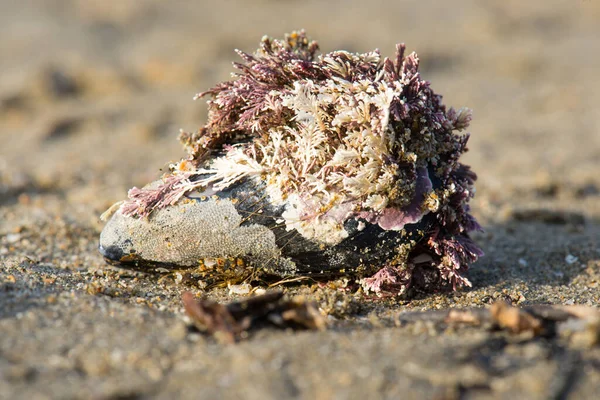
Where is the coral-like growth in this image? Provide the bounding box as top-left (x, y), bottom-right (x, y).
top-left (117, 31), bottom-right (483, 295)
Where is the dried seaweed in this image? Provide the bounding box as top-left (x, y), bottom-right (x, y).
top-left (182, 291), bottom-right (326, 343)
top-left (399, 301), bottom-right (600, 346)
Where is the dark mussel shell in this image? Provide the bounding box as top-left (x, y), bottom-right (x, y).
top-left (99, 172), bottom-right (437, 280)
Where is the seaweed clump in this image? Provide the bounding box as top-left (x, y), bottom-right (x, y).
top-left (115, 31), bottom-right (483, 295)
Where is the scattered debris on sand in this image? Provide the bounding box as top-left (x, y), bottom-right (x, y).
top-left (398, 301), bottom-right (600, 347)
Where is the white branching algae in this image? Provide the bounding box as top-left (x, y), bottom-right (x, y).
top-left (99, 31), bottom-right (483, 296)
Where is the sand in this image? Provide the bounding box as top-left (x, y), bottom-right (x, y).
top-left (1, 1), bottom-right (599, 398)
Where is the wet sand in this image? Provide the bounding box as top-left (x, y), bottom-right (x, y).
top-left (1, 1), bottom-right (600, 398)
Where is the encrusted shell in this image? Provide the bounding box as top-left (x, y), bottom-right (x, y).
top-left (99, 31), bottom-right (483, 294)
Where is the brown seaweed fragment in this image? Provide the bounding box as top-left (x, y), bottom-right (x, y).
top-left (489, 301), bottom-right (543, 335)
top-left (182, 291), bottom-right (325, 343)
top-left (399, 301), bottom-right (600, 346)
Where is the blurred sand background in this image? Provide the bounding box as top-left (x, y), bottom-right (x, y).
top-left (1, 1), bottom-right (600, 398)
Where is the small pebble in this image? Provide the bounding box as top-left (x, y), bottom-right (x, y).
top-left (565, 254), bottom-right (578, 265)
top-left (518, 258), bottom-right (528, 267)
top-left (5, 233), bottom-right (21, 244)
top-left (227, 283), bottom-right (252, 295)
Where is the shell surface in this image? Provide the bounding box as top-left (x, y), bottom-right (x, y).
top-left (100, 171), bottom-right (436, 276)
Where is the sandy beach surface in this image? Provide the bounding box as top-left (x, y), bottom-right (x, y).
top-left (1, 1), bottom-right (600, 398)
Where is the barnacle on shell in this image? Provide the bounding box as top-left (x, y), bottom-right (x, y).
top-left (99, 31), bottom-right (483, 296)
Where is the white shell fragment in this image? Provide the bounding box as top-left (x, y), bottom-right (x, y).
top-left (99, 197), bottom-right (282, 267)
